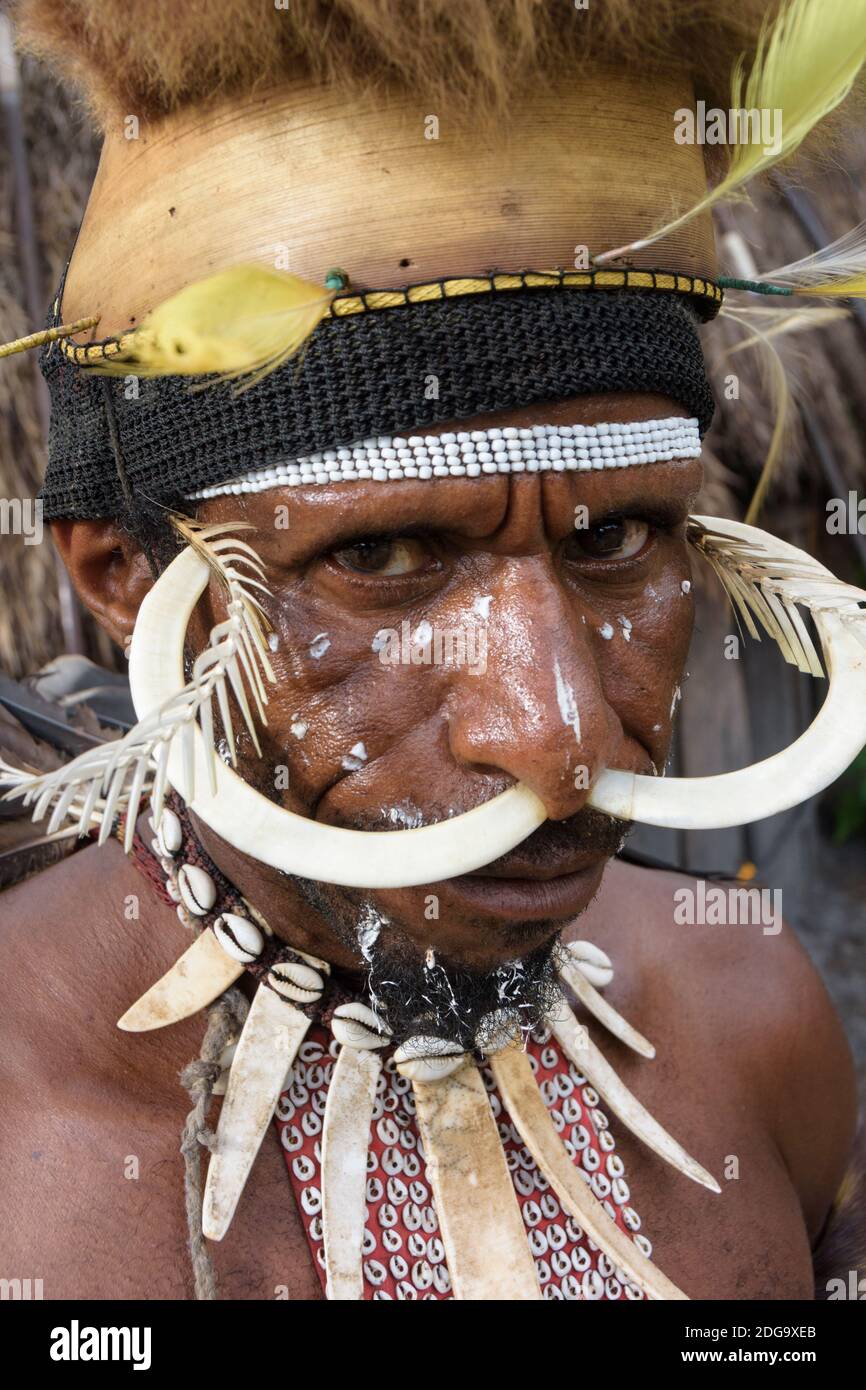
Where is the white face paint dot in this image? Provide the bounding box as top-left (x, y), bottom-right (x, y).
top-left (267, 632), bottom-right (280, 652)
top-left (309, 633), bottom-right (331, 659)
top-left (341, 741), bottom-right (368, 771)
top-left (386, 802), bottom-right (426, 828)
top-left (681, 579), bottom-right (692, 595)
top-left (290, 720), bottom-right (309, 740)
top-left (616, 615), bottom-right (632, 641)
top-left (473, 595), bottom-right (492, 620)
top-left (598, 623), bottom-right (614, 640)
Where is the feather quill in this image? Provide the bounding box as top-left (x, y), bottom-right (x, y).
top-left (752, 219), bottom-right (866, 299)
top-left (85, 265), bottom-right (333, 387)
top-left (595, 0), bottom-right (866, 265)
top-left (718, 303), bottom-right (847, 343)
top-left (688, 519), bottom-right (866, 677)
top-left (0, 317), bottom-right (100, 360)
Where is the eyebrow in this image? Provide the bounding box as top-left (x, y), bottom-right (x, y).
top-left (248, 478), bottom-right (512, 563)
top-left (244, 459), bottom-right (702, 564)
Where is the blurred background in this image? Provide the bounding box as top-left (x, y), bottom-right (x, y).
top-left (1, 29), bottom-right (864, 1092)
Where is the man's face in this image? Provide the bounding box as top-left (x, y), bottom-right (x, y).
top-left (189, 392), bottom-right (699, 990)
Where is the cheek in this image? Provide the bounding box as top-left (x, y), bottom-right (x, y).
top-left (239, 576), bottom-right (459, 813)
top-left (196, 539), bottom-right (694, 810)
top-left (589, 548), bottom-right (694, 752)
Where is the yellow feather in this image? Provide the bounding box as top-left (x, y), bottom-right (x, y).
top-left (748, 220), bottom-right (866, 298)
top-left (596, 0), bottom-right (866, 264)
top-left (87, 265), bottom-right (333, 385)
top-left (794, 273), bottom-right (866, 298)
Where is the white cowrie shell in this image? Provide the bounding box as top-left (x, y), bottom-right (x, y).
top-left (565, 939), bottom-right (614, 988)
top-left (331, 1001), bottom-right (391, 1049)
top-left (301, 1186), bottom-right (322, 1216)
top-left (213, 912), bottom-right (263, 962)
top-left (177, 863), bottom-right (216, 916)
top-left (156, 806), bottom-right (182, 857)
top-left (267, 959), bottom-right (323, 1003)
top-left (393, 1035), bottom-right (467, 1082)
top-left (291, 945), bottom-right (331, 976)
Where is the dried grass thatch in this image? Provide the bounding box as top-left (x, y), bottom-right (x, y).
top-left (697, 135), bottom-right (866, 541)
top-left (0, 43), bottom-right (104, 676)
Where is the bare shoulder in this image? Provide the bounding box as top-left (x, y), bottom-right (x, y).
top-left (580, 857), bottom-right (857, 1238)
top-left (0, 837), bottom-right (208, 1080)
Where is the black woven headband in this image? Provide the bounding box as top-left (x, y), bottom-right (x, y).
top-left (40, 275), bottom-right (719, 520)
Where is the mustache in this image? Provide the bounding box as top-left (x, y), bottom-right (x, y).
top-left (322, 795), bottom-right (632, 869)
top-left (493, 805), bottom-right (632, 868)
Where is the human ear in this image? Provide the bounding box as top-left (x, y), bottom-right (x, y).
top-left (51, 519), bottom-right (155, 651)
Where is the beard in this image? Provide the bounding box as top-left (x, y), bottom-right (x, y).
top-left (287, 803), bottom-right (631, 1051)
top-left (292, 868), bottom-right (565, 1052)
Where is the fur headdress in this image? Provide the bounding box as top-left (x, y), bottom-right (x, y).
top-left (13, 0), bottom-right (856, 134)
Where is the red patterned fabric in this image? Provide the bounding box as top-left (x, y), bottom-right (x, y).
top-left (273, 1021), bottom-right (650, 1301)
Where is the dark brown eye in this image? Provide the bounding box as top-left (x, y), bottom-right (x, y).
top-left (331, 537), bottom-right (433, 575)
top-left (567, 518), bottom-right (650, 562)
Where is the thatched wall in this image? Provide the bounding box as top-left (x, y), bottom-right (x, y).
top-left (0, 42), bottom-right (101, 675)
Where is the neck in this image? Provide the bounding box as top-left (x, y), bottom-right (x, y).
top-left (190, 810), bottom-right (363, 974)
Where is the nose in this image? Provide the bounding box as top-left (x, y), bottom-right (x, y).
top-left (445, 557), bottom-right (622, 819)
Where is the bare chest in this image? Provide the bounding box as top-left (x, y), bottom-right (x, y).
top-left (0, 1042), bottom-right (812, 1302)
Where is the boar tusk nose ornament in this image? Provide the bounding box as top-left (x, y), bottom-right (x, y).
top-left (122, 515), bottom-right (866, 887)
top-left (128, 530), bottom-right (548, 888)
top-left (4, 516), bottom-right (866, 887)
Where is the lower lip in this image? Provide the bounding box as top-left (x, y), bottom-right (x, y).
top-left (442, 862), bottom-right (603, 921)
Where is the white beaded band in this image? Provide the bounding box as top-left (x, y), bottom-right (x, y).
top-left (187, 417), bottom-right (701, 499)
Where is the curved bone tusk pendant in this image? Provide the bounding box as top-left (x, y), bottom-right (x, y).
top-left (490, 1047), bottom-right (688, 1301)
top-left (559, 953), bottom-right (655, 1059)
top-left (549, 1000), bottom-right (720, 1193)
top-left (117, 929), bottom-right (243, 1031)
top-left (203, 985), bottom-right (310, 1241)
top-left (321, 1045), bottom-right (382, 1300)
top-left (412, 1063), bottom-right (542, 1300)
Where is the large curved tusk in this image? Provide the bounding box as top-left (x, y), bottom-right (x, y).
top-left (490, 1047), bottom-right (688, 1300)
top-left (129, 546), bottom-right (546, 888)
top-left (129, 519), bottom-right (866, 890)
top-left (203, 985), bottom-right (309, 1241)
top-left (321, 1046), bottom-right (381, 1300)
top-left (412, 1062), bottom-right (543, 1301)
top-left (549, 999), bottom-right (719, 1192)
top-left (589, 613), bottom-right (863, 827)
top-left (117, 929), bottom-right (243, 1032)
top-left (587, 517), bottom-right (866, 830)
top-left (559, 949), bottom-right (655, 1059)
